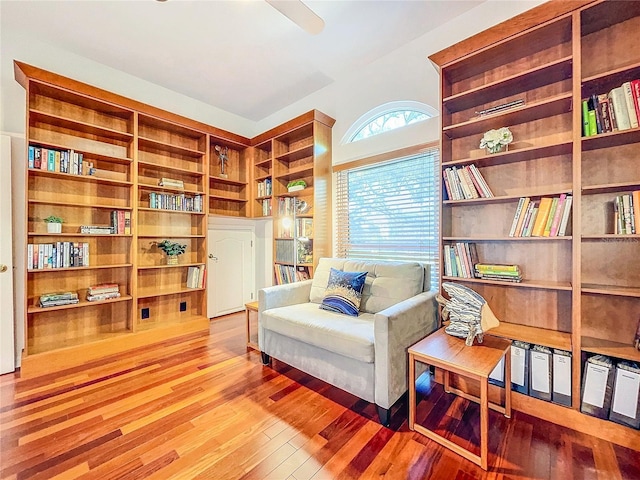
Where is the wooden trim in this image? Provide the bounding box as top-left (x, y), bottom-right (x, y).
top-left (428, 0), bottom-right (597, 68)
top-left (251, 110), bottom-right (336, 146)
top-left (332, 141), bottom-right (439, 173)
top-left (14, 61), bottom-right (251, 147)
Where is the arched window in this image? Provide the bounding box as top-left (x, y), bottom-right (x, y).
top-left (343, 101), bottom-right (438, 143)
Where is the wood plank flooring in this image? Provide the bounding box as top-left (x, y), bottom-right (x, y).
top-left (1, 313), bottom-right (639, 480)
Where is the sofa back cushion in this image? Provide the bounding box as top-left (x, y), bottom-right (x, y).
top-left (310, 258), bottom-right (427, 314)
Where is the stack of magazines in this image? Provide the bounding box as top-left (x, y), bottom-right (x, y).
top-left (474, 263), bottom-right (522, 283)
top-left (39, 291), bottom-right (79, 307)
top-left (87, 283), bottom-right (121, 302)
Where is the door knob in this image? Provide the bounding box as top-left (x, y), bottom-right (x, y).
top-left (0, 264), bottom-right (7, 273)
top-left (208, 254), bottom-right (218, 261)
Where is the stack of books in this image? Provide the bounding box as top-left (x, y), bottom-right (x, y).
top-left (186, 265), bottom-right (206, 289)
top-left (582, 79), bottom-right (640, 136)
top-left (39, 291), bottom-right (79, 307)
top-left (474, 263), bottom-right (522, 283)
top-left (443, 164), bottom-right (494, 200)
top-left (257, 178), bottom-right (272, 197)
top-left (443, 242), bottom-right (478, 279)
top-left (158, 177), bottom-right (185, 189)
top-left (87, 284), bottom-right (121, 302)
top-left (149, 192), bottom-right (203, 212)
top-left (28, 145), bottom-right (94, 175)
top-left (110, 210), bottom-right (131, 234)
top-left (613, 192), bottom-right (639, 235)
top-left (509, 194), bottom-right (572, 237)
top-left (80, 225), bottom-right (114, 234)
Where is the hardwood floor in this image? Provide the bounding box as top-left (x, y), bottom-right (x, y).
top-left (1, 313), bottom-right (639, 480)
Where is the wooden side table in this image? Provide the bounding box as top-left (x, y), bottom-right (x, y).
top-left (408, 328), bottom-right (511, 470)
top-left (245, 301), bottom-right (259, 351)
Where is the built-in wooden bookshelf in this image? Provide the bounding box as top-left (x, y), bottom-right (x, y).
top-left (430, 0), bottom-right (639, 449)
top-left (15, 62), bottom-right (334, 376)
top-left (251, 111), bottom-right (335, 283)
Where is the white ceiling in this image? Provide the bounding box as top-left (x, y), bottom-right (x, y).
top-left (2, 0), bottom-right (485, 122)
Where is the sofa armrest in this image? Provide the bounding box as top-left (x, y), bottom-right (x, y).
top-left (258, 280), bottom-right (313, 312)
top-left (373, 289), bottom-right (439, 409)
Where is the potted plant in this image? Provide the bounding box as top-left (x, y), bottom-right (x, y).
top-left (44, 215), bottom-right (63, 234)
top-left (479, 127), bottom-right (513, 154)
top-left (287, 180), bottom-right (307, 192)
top-left (156, 240), bottom-right (187, 265)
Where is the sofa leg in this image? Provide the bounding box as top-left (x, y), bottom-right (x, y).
top-left (261, 352), bottom-right (271, 365)
top-left (376, 405), bottom-right (391, 427)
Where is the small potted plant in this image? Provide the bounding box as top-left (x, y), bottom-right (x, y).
top-left (479, 127), bottom-right (513, 154)
top-left (156, 240), bottom-right (187, 265)
top-left (44, 215), bottom-right (63, 234)
top-left (287, 180), bottom-right (307, 192)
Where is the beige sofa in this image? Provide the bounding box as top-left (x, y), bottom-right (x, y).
top-left (258, 258), bottom-right (438, 425)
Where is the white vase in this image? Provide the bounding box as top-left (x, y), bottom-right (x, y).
top-left (47, 223), bottom-right (62, 234)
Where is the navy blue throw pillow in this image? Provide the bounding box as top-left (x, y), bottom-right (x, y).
top-left (320, 268), bottom-right (367, 316)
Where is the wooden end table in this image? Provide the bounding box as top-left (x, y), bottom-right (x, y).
top-left (408, 328), bottom-right (511, 470)
top-left (245, 301), bottom-right (259, 351)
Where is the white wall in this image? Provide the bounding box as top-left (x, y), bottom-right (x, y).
top-left (0, 0), bottom-right (544, 366)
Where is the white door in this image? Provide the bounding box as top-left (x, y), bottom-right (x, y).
top-left (1, 136), bottom-right (15, 374)
top-left (208, 229), bottom-right (255, 318)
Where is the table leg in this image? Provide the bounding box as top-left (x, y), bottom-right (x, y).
top-left (504, 349), bottom-right (511, 418)
top-left (409, 353), bottom-right (416, 431)
top-left (444, 369), bottom-right (451, 393)
top-left (480, 378), bottom-right (489, 470)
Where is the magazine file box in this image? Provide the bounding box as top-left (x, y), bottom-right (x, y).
top-left (609, 362), bottom-right (640, 429)
top-left (511, 340), bottom-right (530, 395)
top-left (552, 349), bottom-right (572, 407)
top-left (580, 355), bottom-right (614, 420)
top-left (529, 345), bottom-right (552, 401)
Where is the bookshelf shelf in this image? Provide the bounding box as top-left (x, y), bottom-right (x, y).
top-left (27, 232), bottom-right (132, 238)
top-left (443, 94), bottom-right (573, 139)
top-left (137, 262), bottom-right (205, 270)
top-left (443, 186), bottom-right (573, 205)
top-left (27, 295), bottom-right (133, 313)
top-left (581, 284), bottom-right (640, 297)
top-left (209, 176), bottom-right (247, 187)
top-left (443, 141), bottom-right (573, 168)
top-left (29, 169), bottom-right (133, 186)
top-left (138, 136), bottom-right (204, 157)
top-left (208, 195), bottom-right (248, 203)
top-left (581, 181), bottom-right (640, 194)
top-left (275, 144), bottom-right (314, 163)
top-left (137, 160), bottom-right (205, 177)
top-left (28, 199), bottom-right (133, 210)
top-left (137, 286), bottom-right (205, 299)
top-left (30, 109), bottom-right (134, 141)
top-left (581, 336), bottom-right (640, 363)
top-left (137, 234), bottom-right (205, 239)
top-left (429, 3), bottom-right (640, 438)
top-left (443, 56), bottom-right (573, 113)
top-left (441, 276), bottom-right (572, 291)
top-left (27, 329), bottom-right (132, 356)
top-left (28, 263), bottom-right (133, 273)
top-left (489, 321), bottom-right (571, 351)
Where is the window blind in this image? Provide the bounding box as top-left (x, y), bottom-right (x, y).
top-left (335, 146), bottom-right (440, 288)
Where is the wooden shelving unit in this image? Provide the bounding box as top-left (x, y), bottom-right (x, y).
top-left (208, 137), bottom-right (250, 217)
top-left (251, 111), bottom-right (335, 283)
top-left (430, 0), bottom-right (639, 448)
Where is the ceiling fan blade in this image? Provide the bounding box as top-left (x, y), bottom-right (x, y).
top-left (266, 0), bottom-right (325, 35)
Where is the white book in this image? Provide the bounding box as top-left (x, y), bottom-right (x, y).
top-left (558, 195), bottom-right (573, 236)
top-left (509, 197), bottom-right (526, 237)
top-left (83, 243), bottom-right (89, 266)
top-left (609, 87), bottom-right (631, 131)
top-left (38, 244), bottom-right (45, 270)
top-left (27, 244), bottom-right (33, 270)
top-left (622, 82), bottom-right (639, 129)
top-left (187, 266), bottom-right (198, 289)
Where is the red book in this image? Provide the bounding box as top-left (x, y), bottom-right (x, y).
top-left (631, 79), bottom-right (640, 125)
top-left (117, 210), bottom-right (125, 235)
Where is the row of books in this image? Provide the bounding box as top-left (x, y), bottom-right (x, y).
top-left (186, 265), bottom-right (206, 289)
top-left (582, 79), bottom-right (640, 136)
top-left (148, 192), bottom-right (204, 212)
top-left (277, 197), bottom-right (298, 216)
top-left (442, 164), bottom-right (494, 200)
top-left (28, 242), bottom-right (89, 270)
top-left (276, 218), bottom-right (313, 239)
top-left (28, 145), bottom-right (94, 176)
top-left (443, 242), bottom-right (478, 279)
top-left (39, 291), bottom-right (79, 308)
top-left (87, 283), bottom-right (121, 302)
top-left (613, 192), bottom-right (640, 235)
top-left (256, 178), bottom-right (272, 198)
top-left (260, 199), bottom-right (272, 217)
top-left (274, 264), bottom-right (310, 285)
top-left (110, 210), bottom-right (131, 235)
top-left (509, 194), bottom-right (572, 238)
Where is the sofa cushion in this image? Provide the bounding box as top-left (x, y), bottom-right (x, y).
top-left (320, 268), bottom-right (367, 316)
top-left (310, 258), bottom-right (425, 314)
top-left (261, 302), bottom-right (375, 363)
